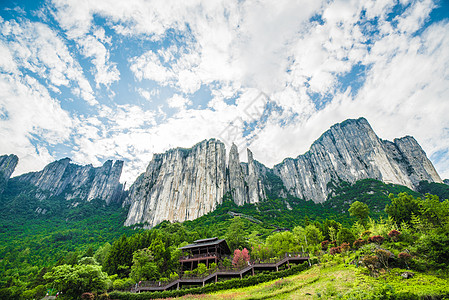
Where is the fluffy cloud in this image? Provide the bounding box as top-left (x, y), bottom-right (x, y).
top-left (0, 19), bottom-right (97, 105)
top-left (1, 0), bottom-right (448, 185)
top-left (0, 72), bottom-right (73, 175)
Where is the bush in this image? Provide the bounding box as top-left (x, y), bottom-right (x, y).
top-left (329, 247), bottom-right (341, 255)
top-left (321, 240), bottom-right (330, 251)
top-left (368, 235), bottom-right (385, 244)
top-left (98, 293), bottom-right (110, 300)
top-left (340, 243), bottom-right (350, 252)
top-left (337, 228), bottom-right (356, 246)
top-left (362, 255), bottom-right (379, 275)
top-left (360, 230), bottom-right (372, 239)
top-left (388, 230), bottom-right (401, 241)
top-left (353, 238), bottom-right (367, 249)
top-left (81, 293), bottom-right (95, 300)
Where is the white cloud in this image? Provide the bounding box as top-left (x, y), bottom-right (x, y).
top-left (167, 94), bottom-right (192, 110)
top-left (78, 34), bottom-right (120, 88)
top-left (1, 0), bottom-right (448, 185)
top-left (137, 88), bottom-right (158, 102)
top-left (0, 19), bottom-right (97, 105)
top-left (0, 73), bottom-right (73, 175)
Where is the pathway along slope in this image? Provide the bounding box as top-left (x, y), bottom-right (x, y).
top-left (132, 252), bottom-right (309, 293)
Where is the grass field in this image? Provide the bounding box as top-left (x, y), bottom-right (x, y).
top-left (172, 262), bottom-right (449, 300)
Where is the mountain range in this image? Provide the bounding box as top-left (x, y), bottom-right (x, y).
top-left (0, 117), bottom-right (443, 228)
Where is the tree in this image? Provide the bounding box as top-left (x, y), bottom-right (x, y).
top-left (266, 231), bottom-right (298, 257)
top-left (349, 201), bottom-right (370, 227)
top-left (304, 225), bottom-right (324, 246)
top-left (385, 193), bottom-right (421, 224)
top-left (94, 243), bottom-right (111, 266)
top-left (43, 264), bottom-right (109, 298)
top-left (129, 248), bottom-right (158, 281)
top-left (336, 228), bottom-right (356, 246)
top-left (225, 217), bottom-right (249, 250)
top-left (232, 248), bottom-right (250, 268)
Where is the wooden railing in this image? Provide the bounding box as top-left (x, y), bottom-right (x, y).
top-left (132, 252), bottom-right (310, 292)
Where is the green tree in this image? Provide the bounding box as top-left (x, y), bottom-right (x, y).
top-left (129, 248), bottom-right (158, 281)
top-left (385, 193), bottom-right (421, 224)
top-left (304, 225), bottom-right (324, 246)
top-left (349, 201), bottom-right (370, 227)
top-left (43, 264), bottom-right (109, 298)
top-left (266, 231), bottom-right (299, 257)
top-left (225, 217), bottom-right (249, 250)
top-left (94, 243), bottom-right (111, 266)
top-left (336, 228), bottom-right (356, 246)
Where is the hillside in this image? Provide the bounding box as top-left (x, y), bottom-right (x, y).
top-left (182, 263), bottom-right (449, 299)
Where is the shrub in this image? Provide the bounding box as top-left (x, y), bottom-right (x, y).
top-left (321, 240), bottom-right (330, 251)
top-left (398, 252), bottom-right (411, 261)
top-left (360, 230), bottom-right (372, 239)
top-left (353, 238), bottom-right (367, 249)
top-left (362, 255), bottom-right (379, 275)
top-left (388, 230), bottom-right (401, 241)
top-left (98, 293), bottom-right (110, 300)
top-left (375, 249), bottom-right (391, 269)
top-left (81, 293), bottom-right (95, 300)
top-left (337, 228), bottom-right (356, 246)
top-left (340, 243), bottom-right (350, 252)
top-left (398, 252), bottom-right (412, 268)
top-left (329, 246), bottom-right (341, 255)
top-left (368, 235), bottom-right (385, 244)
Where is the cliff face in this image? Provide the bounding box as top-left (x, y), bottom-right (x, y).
top-left (123, 117), bottom-right (442, 227)
top-left (124, 139), bottom-right (228, 227)
top-left (272, 118), bottom-right (442, 203)
top-left (15, 158), bottom-right (124, 204)
top-left (0, 154), bottom-right (19, 193)
top-left (124, 140), bottom-right (267, 227)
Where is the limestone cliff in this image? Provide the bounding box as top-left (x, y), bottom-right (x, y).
top-left (124, 139), bottom-right (228, 227)
top-left (124, 140), bottom-right (267, 227)
top-left (228, 144), bottom-right (249, 205)
top-left (241, 149), bottom-right (267, 204)
top-left (15, 158), bottom-right (124, 204)
top-left (273, 118), bottom-right (442, 203)
top-left (0, 154), bottom-right (19, 193)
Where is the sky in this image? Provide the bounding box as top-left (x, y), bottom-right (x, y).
top-left (0, 0), bottom-right (448, 185)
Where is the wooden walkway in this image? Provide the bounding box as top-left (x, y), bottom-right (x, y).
top-left (132, 253), bottom-right (309, 293)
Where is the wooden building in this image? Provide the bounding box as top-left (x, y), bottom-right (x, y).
top-left (179, 237), bottom-right (231, 271)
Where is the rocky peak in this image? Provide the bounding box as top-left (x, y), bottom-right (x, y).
top-left (124, 139), bottom-right (227, 227)
top-left (228, 143), bottom-right (248, 205)
top-left (242, 149), bottom-right (266, 203)
top-left (0, 154), bottom-right (19, 193)
top-left (273, 117), bottom-right (441, 203)
top-left (15, 158), bottom-right (124, 204)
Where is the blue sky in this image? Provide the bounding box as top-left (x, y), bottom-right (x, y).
top-left (0, 0), bottom-right (448, 184)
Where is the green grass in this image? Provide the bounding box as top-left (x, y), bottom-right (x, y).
top-left (174, 263), bottom-right (449, 300)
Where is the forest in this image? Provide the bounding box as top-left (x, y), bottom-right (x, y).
top-left (0, 179), bottom-right (448, 299)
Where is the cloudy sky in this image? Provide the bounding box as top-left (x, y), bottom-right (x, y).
top-left (0, 0), bottom-right (448, 184)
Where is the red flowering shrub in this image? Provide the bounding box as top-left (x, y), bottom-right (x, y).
top-left (232, 248), bottom-right (250, 268)
top-left (388, 230), bottom-right (401, 241)
top-left (368, 235), bottom-right (385, 244)
top-left (329, 246), bottom-right (341, 255)
top-left (353, 238), bottom-right (367, 249)
top-left (321, 240), bottom-right (330, 250)
top-left (340, 242), bottom-right (350, 252)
